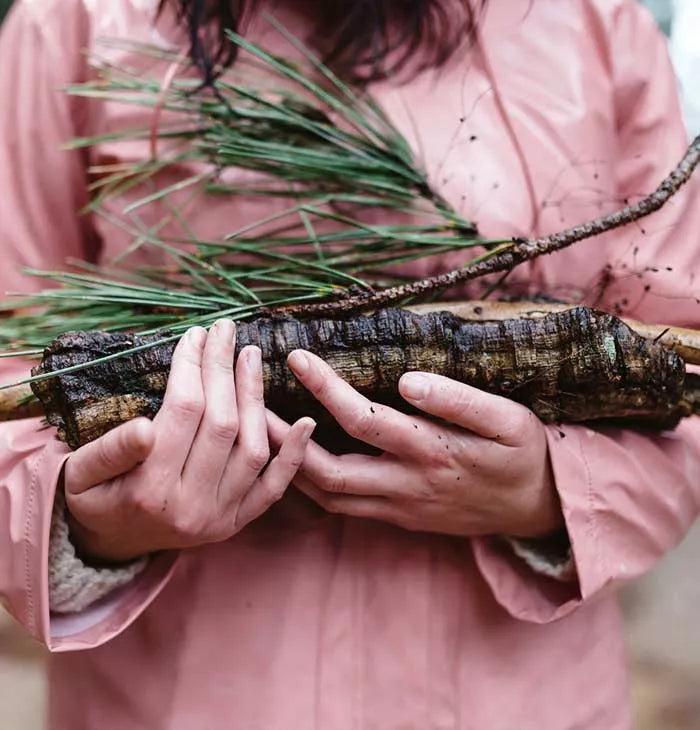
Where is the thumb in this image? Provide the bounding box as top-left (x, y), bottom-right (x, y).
top-left (64, 418), bottom-right (155, 495)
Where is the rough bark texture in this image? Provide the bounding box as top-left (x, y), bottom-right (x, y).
top-left (408, 301), bottom-right (700, 365)
top-left (30, 306), bottom-right (693, 451)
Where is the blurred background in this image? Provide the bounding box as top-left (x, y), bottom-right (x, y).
top-left (0, 0), bottom-right (698, 727)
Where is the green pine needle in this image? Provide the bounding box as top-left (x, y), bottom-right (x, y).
top-left (0, 24), bottom-right (505, 388)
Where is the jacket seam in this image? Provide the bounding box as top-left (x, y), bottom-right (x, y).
top-left (23, 446), bottom-right (48, 637)
top-left (578, 430), bottom-right (606, 596)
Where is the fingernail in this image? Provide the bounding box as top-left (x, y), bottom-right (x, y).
top-left (247, 346), bottom-right (262, 373)
top-left (302, 418), bottom-right (316, 438)
top-left (401, 373), bottom-right (429, 400)
top-left (187, 327), bottom-right (207, 349)
top-left (288, 351), bottom-right (309, 376)
top-left (213, 318), bottom-right (233, 339)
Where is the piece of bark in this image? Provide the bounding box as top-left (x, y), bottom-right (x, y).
top-left (30, 306), bottom-right (691, 451)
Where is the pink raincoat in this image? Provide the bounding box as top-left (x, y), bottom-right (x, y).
top-left (1, 1), bottom-right (699, 728)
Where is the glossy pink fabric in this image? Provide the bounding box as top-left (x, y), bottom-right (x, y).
top-left (1, 1), bottom-right (699, 728)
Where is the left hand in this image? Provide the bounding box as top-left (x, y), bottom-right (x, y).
top-left (267, 350), bottom-right (564, 539)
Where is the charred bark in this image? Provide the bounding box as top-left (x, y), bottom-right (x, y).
top-left (29, 306), bottom-right (694, 451)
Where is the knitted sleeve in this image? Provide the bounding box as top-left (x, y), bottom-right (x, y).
top-left (48, 490), bottom-right (148, 614)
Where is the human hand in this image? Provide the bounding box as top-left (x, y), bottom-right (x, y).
top-left (267, 350), bottom-right (562, 539)
top-left (64, 321), bottom-right (315, 563)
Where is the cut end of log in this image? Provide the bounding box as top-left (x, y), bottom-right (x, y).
top-left (0, 385), bottom-right (43, 421)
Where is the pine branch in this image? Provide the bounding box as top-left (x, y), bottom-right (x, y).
top-left (1, 31), bottom-right (698, 377)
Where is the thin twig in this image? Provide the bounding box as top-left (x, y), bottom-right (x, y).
top-left (282, 135), bottom-right (700, 317)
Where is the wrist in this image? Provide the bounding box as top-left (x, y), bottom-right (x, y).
top-left (65, 502), bottom-right (152, 565)
top-left (509, 443), bottom-right (564, 538)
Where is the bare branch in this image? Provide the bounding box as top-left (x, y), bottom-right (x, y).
top-left (283, 135), bottom-right (700, 317)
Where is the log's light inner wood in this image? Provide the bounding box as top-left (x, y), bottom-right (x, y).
top-left (0, 385), bottom-right (43, 421)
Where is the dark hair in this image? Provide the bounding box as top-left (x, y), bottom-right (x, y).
top-left (161, 0), bottom-right (483, 84)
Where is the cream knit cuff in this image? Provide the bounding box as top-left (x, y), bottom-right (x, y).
top-left (49, 490), bottom-right (148, 614)
top-left (505, 534), bottom-right (577, 582)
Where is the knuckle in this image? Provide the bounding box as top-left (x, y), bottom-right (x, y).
top-left (246, 444), bottom-right (271, 472)
top-left (94, 434), bottom-right (122, 473)
top-left (415, 475), bottom-right (441, 501)
top-left (169, 391), bottom-right (205, 420)
top-left (500, 409), bottom-right (531, 441)
top-left (323, 467), bottom-right (346, 494)
top-left (424, 444), bottom-right (450, 469)
top-left (170, 509), bottom-right (208, 543)
top-left (205, 412), bottom-right (239, 442)
top-left (123, 487), bottom-right (161, 519)
top-left (450, 389), bottom-right (476, 414)
top-left (284, 451), bottom-right (305, 471)
top-left (344, 406), bottom-right (375, 440)
top-left (428, 454), bottom-right (451, 473)
top-left (245, 377), bottom-right (266, 404)
top-left (247, 389), bottom-right (265, 407)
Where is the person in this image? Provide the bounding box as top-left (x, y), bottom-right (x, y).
top-left (0, 0), bottom-right (699, 727)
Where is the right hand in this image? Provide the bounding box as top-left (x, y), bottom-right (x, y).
top-left (63, 319), bottom-right (315, 563)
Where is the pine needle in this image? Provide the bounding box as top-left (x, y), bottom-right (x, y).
top-left (0, 26), bottom-right (495, 387)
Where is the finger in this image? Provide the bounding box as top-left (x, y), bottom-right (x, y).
top-left (182, 319), bottom-right (238, 490)
top-left (235, 417), bottom-right (316, 527)
top-left (293, 472), bottom-right (396, 524)
top-left (399, 372), bottom-right (535, 445)
top-left (287, 350), bottom-right (434, 458)
top-left (265, 409), bottom-right (297, 452)
top-left (267, 409), bottom-right (409, 498)
top-left (64, 418), bottom-right (155, 495)
top-left (219, 346), bottom-right (269, 496)
top-left (153, 327), bottom-right (207, 473)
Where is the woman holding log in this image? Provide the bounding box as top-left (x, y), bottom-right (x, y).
top-left (0, 1), bottom-right (699, 728)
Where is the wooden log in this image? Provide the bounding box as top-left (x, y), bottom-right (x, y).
top-left (27, 306), bottom-right (694, 451)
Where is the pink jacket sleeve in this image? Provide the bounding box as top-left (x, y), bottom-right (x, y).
top-left (472, 2), bottom-right (700, 622)
top-left (0, 0), bottom-right (176, 652)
